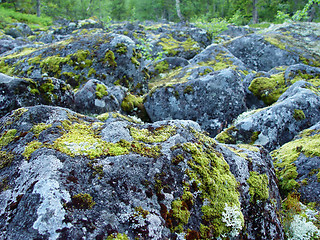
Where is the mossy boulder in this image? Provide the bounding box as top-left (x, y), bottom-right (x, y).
top-left (0, 73), bottom-right (74, 118)
top-left (0, 105), bottom-right (283, 239)
top-left (145, 68), bottom-right (247, 136)
top-left (217, 81), bottom-right (320, 151)
top-left (0, 32), bottom-right (148, 94)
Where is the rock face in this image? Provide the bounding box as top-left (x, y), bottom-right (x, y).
top-left (0, 105), bottom-right (283, 240)
top-left (145, 68), bottom-right (247, 136)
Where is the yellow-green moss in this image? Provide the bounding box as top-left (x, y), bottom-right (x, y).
top-left (95, 83), bottom-right (108, 99)
top-left (171, 199), bottom-right (191, 233)
top-left (317, 172), bottom-right (320, 182)
top-left (129, 125), bottom-right (176, 143)
top-left (131, 56), bottom-right (140, 67)
top-left (216, 126), bottom-right (238, 144)
top-left (248, 72), bottom-right (286, 105)
top-left (0, 129), bottom-right (17, 149)
top-left (271, 131), bottom-right (320, 195)
top-left (155, 60), bottom-right (169, 73)
top-left (293, 109), bottom-right (306, 121)
top-left (96, 113), bottom-right (110, 121)
top-left (104, 50), bottom-right (117, 68)
top-left (247, 171), bottom-right (269, 202)
top-left (71, 193), bottom-right (95, 209)
top-left (40, 55), bottom-right (69, 75)
top-left (158, 35), bottom-right (200, 56)
top-left (182, 140), bottom-right (243, 238)
top-left (0, 151), bottom-right (14, 169)
top-left (87, 68), bottom-right (96, 78)
top-left (106, 233), bottom-right (129, 240)
top-left (264, 36), bottom-right (286, 50)
top-left (116, 43), bottom-right (127, 55)
top-left (31, 123), bottom-right (52, 137)
top-left (121, 94), bottom-right (143, 112)
top-left (198, 52), bottom-right (236, 71)
top-left (183, 85), bottom-right (194, 94)
top-left (22, 140), bottom-right (43, 159)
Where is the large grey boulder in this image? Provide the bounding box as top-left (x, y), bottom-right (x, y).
top-left (145, 68), bottom-right (247, 136)
top-left (0, 105), bottom-right (283, 239)
top-left (217, 81), bottom-right (320, 151)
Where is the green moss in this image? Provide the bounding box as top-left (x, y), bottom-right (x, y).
top-left (22, 140), bottom-right (43, 160)
top-left (106, 233), bottom-right (129, 240)
top-left (216, 126), bottom-right (238, 144)
top-left (171, 199), bottom-right (191, 233)
top-left (199, 68), bottom-right (213, 76)
top-left (0, 177), bottom-right (9, 193)
top-left (116, 43), bottom-right (127, 55)
top-left (247, 171), bottom-right (269, 202)
top-left (71, 193), bottom-right (95, 209)
top-left (95, 83), bottom-right (108, 99)
top-left (31, 123), bottom-right (52, 137)
top-left (0, 151), bottom-right (14, 169)
top-left (293, 109), bottom-right (306, 121)
top-left (96, 113), bottom-right (110, 121)
top-left (251, 131), bottom-right (260, 144)
top-left (264, 36), bottom-right (286, 50)
top-left (182, 138), bottom-right (243, 238)
top-left (121, 94), bottom-right (143, 112)
top-left (158, 35), bottom-right (200, 56)
top-left (87, 68), bottom-right (96, 78)
top-left (0, 129), bottom-right (17, 149)
top-left (131, 56), bottom-right (140, 67)
top-left (155, 60), bottom-right (169, 73)
top-left (317, 172), bottom-right (320, 182)
top-left (129, 125), bottom-right (176, 143)
top-left (248, 72), bottom-right (286, 105)
top-left (104, 50), bottom-right (117, 68)
top-left (271, 131), bottom-right (320, 196)
top-left (40, 55), bottom-right (69, 76)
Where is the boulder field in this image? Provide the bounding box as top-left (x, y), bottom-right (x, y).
top-left (0, 20), bottom-right (320, 239)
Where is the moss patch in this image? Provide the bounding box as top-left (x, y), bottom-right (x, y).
top-left (0, 151), bottom-right (14, 169)
top-left (0, 129), bottom-right (17, 149)
top-left (121, 93), bottom-right (143, 112)
top-left (95, 83), bottom-right (108, 99)
top-left (293, 109), bottom-right (306, 121)
top-left (129, 125), bottom-right (176, 143)
top-left (104, 50), bottom-right (117, 68)
top-left (247, 171), bottom-right (269, 202)
top-left (31, 123), bottom-right (52, 137)
top-left (106, 233), bottom-right (129, 240)
top-left (216, 126), bottom-right (238, 144)
top-left (22, 140), bottom-right (43, 160)
top-left (71, 193), bottom-right (95, 209)
top-left (271, 131), bottom-right (320, 196)
top-left (155, 60), bottom-right (169, 73)
top-left (158, 35), bottom-right (200, 56)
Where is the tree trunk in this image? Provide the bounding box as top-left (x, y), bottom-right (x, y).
top-left (36, 0), bottom-right (41, 17)
top-left (175, 0), bottom-right (184, 22)
top-left (252, 0), bottom-right (258, 23)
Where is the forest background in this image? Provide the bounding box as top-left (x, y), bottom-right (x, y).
top-left (0, 0), bottom-right (319, 28)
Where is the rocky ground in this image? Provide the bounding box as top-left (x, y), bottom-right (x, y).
top-left (0, 18), bottom-right (320, 239)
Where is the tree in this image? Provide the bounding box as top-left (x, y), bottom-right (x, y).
top-left (36, 0), bottom-right (40, 17)
top-left (252, 0), bottom-right (258, 23)
top-left (175, 0), bottom-right (184, 22)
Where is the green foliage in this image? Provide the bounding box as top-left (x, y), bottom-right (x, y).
top-left (192, 17), bottom-right (229, 38)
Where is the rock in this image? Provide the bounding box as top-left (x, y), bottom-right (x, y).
top-left (74, 79), bottom-right (126, 114)
top-left (0, 105), bottom-right (283, 239)
top-left (5, 23), bottom-right (33, 38)
top-left (148, 57), bottom-right (190, 77)
top-left (219, 25), bottom-right (255, 38)
top-left (224, 34), bottom-right (300, 72)
top-left (144, 68), bottom-right (247, 136)
top-left (0, 73), bottom-right (74, 118)
top-left (216, 81), bottom-right (320, 151)
top-left (271, 121), bottom-right (320, 207)
top-left (0, 32), bottom-right (148, 94)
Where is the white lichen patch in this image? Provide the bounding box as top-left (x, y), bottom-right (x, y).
top-left (288, 215), bottom-right (320, 240)
top-left (221, 203), bottom-right (244, 238)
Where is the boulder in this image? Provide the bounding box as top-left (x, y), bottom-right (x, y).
top-left (0, 105), bottom-right (283, 239)
top-left (0, 32), bottom-right (148, 94)
top-left (271, 121), bottom-right (320, 206)
top-left (216, 81), bottom-right (320, 151)
top-left (4, 23), bottom-right (33, 39)
top-left (0, 73), bottom-right (74, 118)
top-left (144, 68), bottom-right (247, 136)
top-left (74, 79), bottom-right (126, 115)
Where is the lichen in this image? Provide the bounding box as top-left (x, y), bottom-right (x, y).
top-left (31, 123), bottom-right (52, 137)
top-left (271, 131), bottom-right (320, 196)
top-left (71, 193), bottom-right (95, 209)
top-left (95, 83), bottom-right (108, 99)
top-left (129, 125), bottom-right (176, 143)
top-left (293, 109), bottom-right (306, 121)
top-left (0, 129), bottom-right (17, 149)
top-left (247, 171), bottom-right (269, 202)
